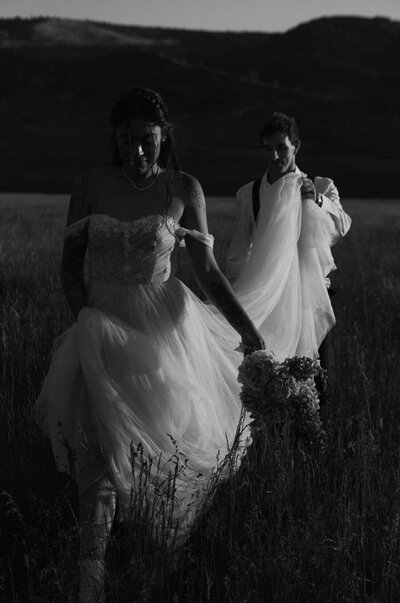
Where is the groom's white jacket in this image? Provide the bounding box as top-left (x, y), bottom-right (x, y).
top-left (225, 170), bottom-right (352, 284)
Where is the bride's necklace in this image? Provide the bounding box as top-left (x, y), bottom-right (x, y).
top-left (123, 166), bottom-right (160, 192)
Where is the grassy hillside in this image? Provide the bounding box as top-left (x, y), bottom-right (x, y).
top-left (1, 16), bottom-right (400, 197)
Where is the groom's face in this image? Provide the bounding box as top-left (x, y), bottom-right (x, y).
top-left (261, 131), bottom-right (300, 182)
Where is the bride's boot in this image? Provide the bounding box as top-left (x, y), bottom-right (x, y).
top-left (77, 474), bottom-right (116, 603)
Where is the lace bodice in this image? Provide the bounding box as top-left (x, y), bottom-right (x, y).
top-left (88, 214), bottom-right (178, 285)
top-left (63, 213), bottom-right (214, 285)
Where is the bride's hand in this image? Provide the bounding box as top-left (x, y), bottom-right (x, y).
top-left (240, 324), bottom-right (265, 356)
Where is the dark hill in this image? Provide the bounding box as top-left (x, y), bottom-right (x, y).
top-left (1, 16), bottom-right (400, 197)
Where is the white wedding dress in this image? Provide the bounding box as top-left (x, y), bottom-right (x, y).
top-left (233, 172), bottom-right (337, 361)
top-left (35, 213), bottom-right (247, 534)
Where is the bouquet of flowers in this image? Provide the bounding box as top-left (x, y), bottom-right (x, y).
top-left (238, 351), bottom-right (327, 452)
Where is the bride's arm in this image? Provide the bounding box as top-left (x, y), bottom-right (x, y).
top-left (178, 172), bottom-right (264, 352)
top-left (60, 173), bottom-right (91, 320)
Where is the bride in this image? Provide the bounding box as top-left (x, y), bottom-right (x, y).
top-left (35, 87), bottom-right (264, 602)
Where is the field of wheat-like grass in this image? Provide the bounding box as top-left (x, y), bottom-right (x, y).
top-left (1, 194), bottom-right (400, 602)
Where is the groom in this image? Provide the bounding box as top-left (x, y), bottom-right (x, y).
top-left (225, 112), bottom-right (351, 368)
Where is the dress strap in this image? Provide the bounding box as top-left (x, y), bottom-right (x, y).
top-left (175, 227), bottom-right (214, 249)
top-left (64, 215), bottom-right (91, 238)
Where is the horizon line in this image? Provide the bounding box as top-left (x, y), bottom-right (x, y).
top-left (0, 12), bottom-right (398, 36)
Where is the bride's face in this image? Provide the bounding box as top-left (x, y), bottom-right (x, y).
top-left (116, 118), bottom-right (163, 176)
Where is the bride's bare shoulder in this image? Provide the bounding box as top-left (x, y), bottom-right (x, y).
top-left (71, 166), bottom-right (119, 190)
top-left (173, 170), bottom-right (205, 209)
top-left (68, 167), bottom-right (123, 219)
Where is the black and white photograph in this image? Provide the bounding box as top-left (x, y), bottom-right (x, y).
top-left (1, 1), bottom-right (400, 601)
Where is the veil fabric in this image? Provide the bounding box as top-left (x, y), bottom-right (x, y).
top-left (234, 170), bottom-right (337, 361)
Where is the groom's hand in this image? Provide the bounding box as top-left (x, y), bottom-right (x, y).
top-left (300, 177), bottom-right (316, 202)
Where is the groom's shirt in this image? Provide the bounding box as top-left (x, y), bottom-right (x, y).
top-left (225, 169), bottom-right (352, 283)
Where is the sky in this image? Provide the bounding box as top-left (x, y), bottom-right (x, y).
top-left (1, 0), bottom-right (400, 32)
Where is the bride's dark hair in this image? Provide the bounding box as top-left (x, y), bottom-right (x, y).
top-left (110, 87), bottom-right (179, 214)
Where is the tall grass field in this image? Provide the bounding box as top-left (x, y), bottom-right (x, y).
top-left (1, 193), bottom-right (400, 602)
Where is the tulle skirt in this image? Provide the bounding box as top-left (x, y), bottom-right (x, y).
top-left (35, 276), bottom-right (247, 530)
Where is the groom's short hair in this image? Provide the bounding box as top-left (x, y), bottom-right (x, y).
top-left (260, 112), bottom-right (300, 144)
